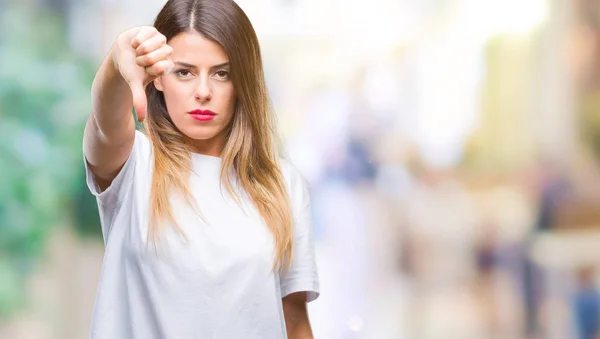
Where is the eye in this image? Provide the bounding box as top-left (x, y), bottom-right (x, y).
top-left (175, 69), bottom-right (193, 77)
top-left (215, 70), bottom-right (230, 79)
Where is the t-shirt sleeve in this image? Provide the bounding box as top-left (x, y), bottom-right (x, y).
top-left (83, 130), bottom-right (149, 241)
top-left (279, 161), bottom-right (320, 302)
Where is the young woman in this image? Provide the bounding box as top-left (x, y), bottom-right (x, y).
top-left (83, 0), bottom-right (319, 338)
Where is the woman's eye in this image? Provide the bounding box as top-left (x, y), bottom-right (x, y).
top-left (175, 69), bottom-right (192, 77)
top-left (215, 70), bottom-right (229, 79)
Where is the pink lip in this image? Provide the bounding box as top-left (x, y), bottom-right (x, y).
top-left (188, 109), bottom-right (216, 121)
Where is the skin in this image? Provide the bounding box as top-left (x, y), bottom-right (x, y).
top-left (283, 292), bottom-right (315, 339)
top-left (84, 26), bottom-right (171, 191)
top-left (153, 31), bottom-right (236, 156)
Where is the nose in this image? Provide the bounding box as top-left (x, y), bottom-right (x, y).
top-left (194, 77), bottom-right (212, 102)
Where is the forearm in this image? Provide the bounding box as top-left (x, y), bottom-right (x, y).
top-left (89, 49), bottom-right (135, 143)
top-left (84, 49), bottom-right (135, 182)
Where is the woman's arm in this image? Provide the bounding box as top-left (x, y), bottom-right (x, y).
top-left (283, 292), bottom-right (314, 339)
top-left (83, 26), bottom-right (172, 191)
top-left (84, 47), bottom-right (136, 192)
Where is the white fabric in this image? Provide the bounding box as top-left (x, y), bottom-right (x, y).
top-left (83, 131), bottom-right (319, 339)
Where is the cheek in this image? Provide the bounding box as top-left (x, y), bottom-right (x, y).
top-left (223, 86), bottom-right (236, 113)
top-left (162, 81), bottom-right (192, 112)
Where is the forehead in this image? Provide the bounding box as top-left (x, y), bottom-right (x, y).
top-left (168, 31), bottom-right (229, 65)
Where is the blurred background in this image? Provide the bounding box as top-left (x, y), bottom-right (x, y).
top-left (4, 0), bottom-right (600, 338)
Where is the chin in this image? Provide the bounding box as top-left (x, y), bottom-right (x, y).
top-left (180, 128), bottom-right (220, 141)
top-left (183, 132), bottom-right (217, 141)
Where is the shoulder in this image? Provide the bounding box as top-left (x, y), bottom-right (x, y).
top-left (278, 158), bottom-right (310, 206)
top-left (278, 158), bottom-right (308, 188)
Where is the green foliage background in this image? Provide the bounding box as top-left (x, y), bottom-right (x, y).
top-left (0, 2), bottom-right (102, 318)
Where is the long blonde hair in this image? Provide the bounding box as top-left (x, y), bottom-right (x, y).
top-left (143, 0), bottom-right (293, 271)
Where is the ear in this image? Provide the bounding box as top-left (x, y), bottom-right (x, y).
top-left (154, 77), bottom-right (164, 92)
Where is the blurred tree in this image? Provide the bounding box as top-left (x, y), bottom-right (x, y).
top-left (0, 2), bottom-right (100, 318)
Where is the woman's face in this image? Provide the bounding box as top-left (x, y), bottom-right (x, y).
top-left (154, 31), bottom-right (236, 156)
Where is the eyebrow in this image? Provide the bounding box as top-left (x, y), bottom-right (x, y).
top-left (174, 61), bottom-right (230, 70)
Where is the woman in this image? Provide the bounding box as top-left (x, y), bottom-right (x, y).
top-left (82, 0), bottom-right (319, 338)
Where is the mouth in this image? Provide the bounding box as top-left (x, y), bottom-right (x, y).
top-left (188, 109), bottom-right (216, 121)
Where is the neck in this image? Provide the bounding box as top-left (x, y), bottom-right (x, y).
top-left (186, 133), bottom-right (226, 157)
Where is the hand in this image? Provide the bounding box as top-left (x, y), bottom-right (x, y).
top-left (111, 26), bottom-right (174, 122)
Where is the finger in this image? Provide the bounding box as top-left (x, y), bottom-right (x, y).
top-left (130, 26), bottom-right (158, 49)
top-left (129, 80), bottom-right (148, 122)
top-left (135, 33), bottom-right (167, 56)
top-left (145, 59), bottom-right (174, 77)
top-left (136, 46), bottom-right (173, 68)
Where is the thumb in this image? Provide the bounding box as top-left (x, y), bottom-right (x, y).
top-left (129, 80), bottom-right (148, 122)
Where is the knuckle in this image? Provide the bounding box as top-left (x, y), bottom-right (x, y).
top-left (144, 55), bottom-right (155, 65)
top-left (137, 44), bottom-right (149, 55)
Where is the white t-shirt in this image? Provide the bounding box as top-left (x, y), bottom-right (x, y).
top-left (84, 131), bottom-right (320, 339)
